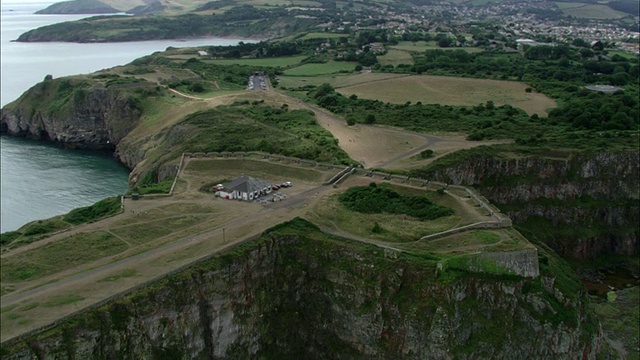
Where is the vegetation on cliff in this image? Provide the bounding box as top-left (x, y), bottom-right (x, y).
top-left (0, 218), bottom-right (600, 359)
top-left (0, 196), bottom-right (121, 250)
top-left (133, 103), bottom-right (353, 177)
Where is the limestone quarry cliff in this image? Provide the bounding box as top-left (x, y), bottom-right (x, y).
top-left (1, 219), bottom-right (601, 359)
top-left (418, 151), bottom-right (639, 259)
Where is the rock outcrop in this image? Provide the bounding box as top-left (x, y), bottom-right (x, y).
top-left (1, 220), bottom-right (601, 359)
top-left (1, 77), bottom-right (143, 161)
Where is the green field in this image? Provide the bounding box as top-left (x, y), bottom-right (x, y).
top-left (397, 228), bottom-right (530, 254)
top-left (554, 2), bottom-right (629, 18)
top-left (1, 232), bottom-right (128, 283)
top-left (110, 216), bottom-right (205, 245)
top-left (278, 72), bottom-right (404, 88)
top-left (200, 55), bottom-right (308, 67)
top-left (309, 183), bottom-right (486, 243)
top-left (184, 158), bottom-right (331, 183)
top-left (391, 41), bottom-right (483, 53)
top-left (335, 74), bottom-right (557, 116)
top-left (378, 49), bottom-right (414, 67)
top-left (298, 32), bottom-right (349, 40)
top-left (283, 61), bottom-right (359, 76)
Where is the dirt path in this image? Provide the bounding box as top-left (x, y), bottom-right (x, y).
top-left (269, 92), bottom-right (507, 170)
top-left (168, 88), bottom-right (204, 100)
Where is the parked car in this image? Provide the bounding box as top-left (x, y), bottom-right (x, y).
top-left (281, 181), bottom-right (292, 187)
top-left (272, 184), bottom-right (280, 190)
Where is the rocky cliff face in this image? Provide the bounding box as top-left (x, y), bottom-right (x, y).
top-left (1, 220), bottom-right (601, 359)
top-left (1, 78), bottom-right (142, 154)
top-left (423, 151), bottom-right (639, 259)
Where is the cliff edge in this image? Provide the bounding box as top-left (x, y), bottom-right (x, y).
top-left (0, 219), bottom-right (601, 359)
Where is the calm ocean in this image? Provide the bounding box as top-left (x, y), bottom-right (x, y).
top-left (0, 1), bottom-right (248, 232)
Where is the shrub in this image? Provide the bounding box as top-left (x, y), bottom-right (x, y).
top-left (0, 231), bottom-right (22, 246)
top-left (63, 197), bottom-right (121, 225)
top-left (420, 149), bottom-right (435, 158)
top-left (23, 222), bottom-right (60, 236)
top-left (339, 184), bottom-right (453, 220)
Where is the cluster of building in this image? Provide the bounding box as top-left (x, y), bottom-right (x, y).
top-left (300, 0), bottom-right (639, 55)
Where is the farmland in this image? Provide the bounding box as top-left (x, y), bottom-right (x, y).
top-left (554, 2), bottom-right (630, 19)
top-left (378, 49), bottom-right (415, 67)
top-left (391, 41), bottom-right (483, 53)
top-left (335, 75), bottom-right (557, 116)
top-left (198, 55), bottom-right (308, 67)
top-left (283, 61), bottom-right (359, 76)
top-left (278, 72), bottom-right (405, 89)
top-left (298, 32), bottom-right (348, 40)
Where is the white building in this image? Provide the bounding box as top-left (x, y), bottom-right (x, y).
top-left (216, 176), bottom-right (272, 201)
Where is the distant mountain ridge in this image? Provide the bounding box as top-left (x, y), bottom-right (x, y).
top-left (35, 0), bottom-right (216, 15)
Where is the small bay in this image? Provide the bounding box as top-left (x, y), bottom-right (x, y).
top-left (1, 1), bottom-right (250, 232)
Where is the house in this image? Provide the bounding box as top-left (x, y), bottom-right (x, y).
top-left (216, 176), bottom-right (272, 201)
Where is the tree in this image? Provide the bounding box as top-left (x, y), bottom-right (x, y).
top-left (438, 37), bottom-right (452, 48)
top-left (314, 83), bottom-right (334, 98)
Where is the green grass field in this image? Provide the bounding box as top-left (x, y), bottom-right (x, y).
top-left (554, 2), bottom-right (630, 18)
top-left (110, 216), bottom-right (204, 246)
top-left (397, 228), bottom-right (530, 255)
top-left (1, 232), bottom-right (128, 283)
top-left (283, 61), bottom-right (359, 76)
top-left (184, 158), bottom-right (331, 183)
top-left (391, 41), bottom-right (483, 53)
top-left (200, 55), bottom-right (308, 67)
top-left (378, 49), bottom-right (415, 67)
top-left (278, 72), bottom-right (405, 88)
top-left (335, 75), bottom-right (557, 116)
top-left (299, 32), bottom-right (348, 40)
top-left (309, 183), bottom-right (484, 243)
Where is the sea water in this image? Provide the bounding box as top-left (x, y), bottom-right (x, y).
top-left (0, 1), bottom-right (249, 232)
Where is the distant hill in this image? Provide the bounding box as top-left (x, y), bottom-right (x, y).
top-left (127, 1), bottom-right (168, 16)
top-left (608, 0), bottom-right (640, 16)
top-left (36, 0), bottom-right (121, 14)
